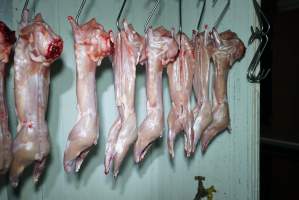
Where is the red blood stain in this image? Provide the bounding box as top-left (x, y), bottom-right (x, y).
top-left (0, 111), bottom-right (5, 120)
top-left (0, 21), bottom-right (16, 45)
top-left (191, 49), bottom-right (195, 58)
top-left (28, 123), bottom-right (33, 128)
top-left (45, 38), bottom-right (63, 60)
top-left (100, 34), bottom-right (113, 56)
top-left (108, 30), bottom-right (114, 55)
top-left (67, 16), bottom-right (73, 21)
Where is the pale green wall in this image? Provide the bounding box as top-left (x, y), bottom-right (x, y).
top-left (1, 0), bottom-right (259, 199)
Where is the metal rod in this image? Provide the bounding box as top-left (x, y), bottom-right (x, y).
top-left (179, 0), bottom-right (182, 48)
top-left (116, 0), bottom-right (127, 31)
top-left (197, 0), bottom-right (206, 31)
top-left (75, 0), bottom-right (87, 23)
top-left (261, 137), bottom-right (299, 151)
top-left (213, 0), bottom-right (230, 28)
top-left (21, 0), bottom-right (30, 20)
top-left (33, 0), bottom-right (36, 16)
top-left (144, 0), bottom-right (160, 33)
top-left (179, 0), bottom-right (182, 34)
top-left (212, 0), bottom-right (218, 7)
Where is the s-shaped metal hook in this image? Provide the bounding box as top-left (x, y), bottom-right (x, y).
top-left (75, 0), bottom-right (87, 23)
top-left (213, 0), bottom-right (230, 29)
top-left (116, 0), bottom-right (128, 31)
top-left (178, 0), bottom-right (182, 49)
top-left (144, 0), bottom-right (160, 33)
top-left (196, 0), bottom-right (207, 31)
top-left (247, 0), bottom-right (270, 83)
top-left (21, 0), bottom-right (30, 19)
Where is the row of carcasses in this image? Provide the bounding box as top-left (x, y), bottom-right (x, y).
top-left (0, 11), bottom-right (245, 187)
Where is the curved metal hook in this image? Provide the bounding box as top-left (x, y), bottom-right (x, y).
top-left (75, 0), bottom-right (87, 23)
top-left (253, 0), bottom-right (270, 34)
top-left (116, 0), bottom-right (128, 31)
top-left (247, 0), bottom-right (271, 83)
top-left (212, 0), bottom-right (218, 7)
top-left (21, 0), bottom-right (30, 20)
top-left (249, 0), bottom-right (270, 44)
top-left (197, 0), bottom-right (206, 31)
top-left (247, 40), bottom-right (270, 82)
top-left (179, 0), bottom-right (182, 34)
top-left (247, 34), bottom-right (270, 82)
top-left (144, 0), bottom-right (160, 33)
top-left (213, 0), bottom-right (230, 28)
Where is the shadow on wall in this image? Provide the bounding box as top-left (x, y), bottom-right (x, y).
top-left (41, 58), bottom-right (73, 196)
top-left (0, 174), bottom-right (9, 194)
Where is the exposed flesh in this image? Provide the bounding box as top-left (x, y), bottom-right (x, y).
top-left (10, 11), bottom-right (63, 187)
top-left (105, 21), bottom-right (145, 176)
top-left (201, 29), bottom-right (245, 152)
top-left (167, 33), bottom-right (195, 158)
top-left (63, 16), bottom-right (112, 172)
top-left (0, 21), bottom-right (16, 174)
top-left (134, 27), bottom-right (178, 163)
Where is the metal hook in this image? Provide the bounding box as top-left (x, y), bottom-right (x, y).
top-left (116, 0), bottom-right (128, 31)
top-left (213, 0), bottom-right (230, 29)
top-left (75, 0), bottom-right (87, 23)
top-left (247, 0), bottom-right (270, 83)
top-left (144, 0), bottom-right (160, 33)
top-left (21, 0), bottom-right (30, 20)
top-left (179, 0), bottom-right (182, 49)
top-left (197, 0), bottom-right (206, 31)
top-left (254, 0), bottom-right (270, 34)
top-left (247, 35), bottom-right (270, 82)
top-left (248, 0), bottom-right (270, 44)
top-left (212, 0), bottom-right (218, 7)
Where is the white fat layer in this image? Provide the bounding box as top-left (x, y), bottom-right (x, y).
top-left (75, 47), bottom-right (90, 80)
top-left (35, 153), bottom-right (42, 160)
top-left (25, 142), bottom-right (33, 150)
top-left (115, 140), bottom-right (124, 154)
top-left (13, 141), bottom-right (33, 152)
top-left (81, 108), bottom-right (96, 117)
top-left (65, 140), bottom-right (70, 148)
top-left (79, 129), bottom-right (87, 137)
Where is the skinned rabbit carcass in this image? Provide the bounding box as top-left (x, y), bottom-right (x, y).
top-left (10, 10), bottom-right (63, 187)
top-left (0, 21), bottom-right (16, 174)
top-left (134, 27), bottom-right (178, 163)
top-left (191, 29), bottom-right (213, 153)
top-left (104, 21), bottom-right (145, 177)
top-left (167, 33), bottom-right (195, 158)
top-left (63, 16), bottom-right (112, 173)
top-left (201, 28), bottom-right (245, 152)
